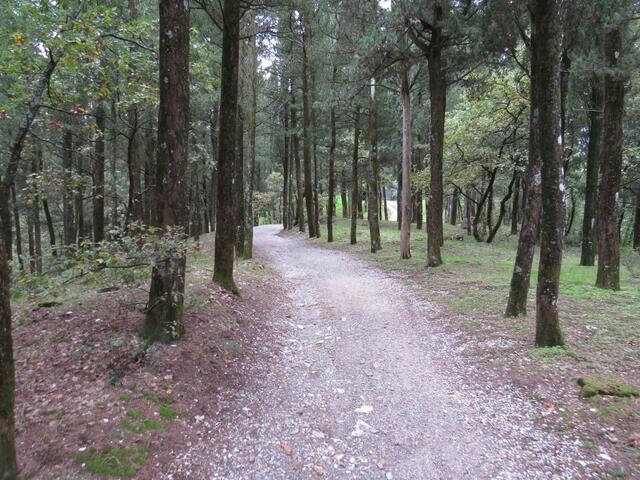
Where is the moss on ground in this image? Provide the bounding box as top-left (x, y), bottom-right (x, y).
top-left (578, 375), bottom-right (640, 398)
top-left (75, 444), bottom-right (149, 478)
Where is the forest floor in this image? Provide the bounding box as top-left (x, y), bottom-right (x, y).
top-left (10, 221), bottom-right (639, 479)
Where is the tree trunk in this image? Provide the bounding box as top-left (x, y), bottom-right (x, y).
top-left (327, 70), bottom-right (337, 242)
top-left (126, 107), bottom-right (143, 225)
top-left (487, 170), bottom-right (516, 243)
top-left (383, 186), bottom-right (388, 221)
top-left (75, 150), bottom-right (85, 244)
top-left (633, 192), bottom-right (640, 249)
top-left (350, 107), bottom-right (360, 245)
top-left (62, 129), bottom-right (76, 249)
top-left (291, 86), bottom-right (305, 233)
top-left (42, 199), bottom-right (56, 256)
top-left (244, 16), bottom-right (257, 258)
top-left (11, 186), bottom-right (23, 271)
top-left (93, 103), bottom-right (106, 242)
top-left (426, 18), bottom-right (446, 267)
top-left (400, 59), bottom-right (412, 259)
top-left (0, 236), bottom-right (17, 479)
top-left (32, 145), bottom-right (42, 274)
top-left (505, 23), bottom-right (543, 318)
top-left (302, 12), bottom-right (317, 238)
top-left (580, 76), bottom-right (604, 266)
top-left (144, 125), bottom-right (156, 227)
top-left (533, 0), bottom-right (564, 347)
top-left (143, 0), bottom-right (190, 341)
top-left (510, 173), bottom-right (520, 234)
top-left (282, 95), bottom-right (290, 230)
top-left (596, 26), bottom-right (625, 290)
top-left (472, 168), bottom-right (497, 242)
top-left (110, 98), bottom-right (119, 229)
top-left (340, 169), bottom-right (348, 218)
top-left (209, 104), bottom-right (219, 233)
top-left (450, 188), bottom-right (458, 226)
top-left (213, 0), bottom-right (240, 293)
top-left (368, 77), bottom-right (381, 252)
top-left (234, 108), bottom-right (245, 257)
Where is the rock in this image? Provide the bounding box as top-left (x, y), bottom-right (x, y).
top-left (354, 405), bottom-right (373, 414)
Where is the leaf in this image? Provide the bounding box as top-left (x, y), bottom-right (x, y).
top-left (280, 442), bottom-right (293, 456)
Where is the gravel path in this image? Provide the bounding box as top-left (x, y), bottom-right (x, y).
top-left (166, 225), bottom-right (594, 479)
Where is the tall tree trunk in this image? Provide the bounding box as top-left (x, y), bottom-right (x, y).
top-left (400, 58), bottom-right (412, 259)
top-left (143, 0), bottom-right (190, 341)
top-left (209, 104), bottom-right (219, 233)
top-left (580, 75), bottom-right (604, 266)
top-left (234, 109), bottom-right (245, 256)
top-left (426, 16), bottom-right (446, 267)
top-left (62, 129), bottom-right (76, 249)
top-left (144, 125), bottom-right (156, 227)
top-left (0, 235), bottom-right (17, 479)
top-left (32, 145), bottom-right (42, 274)
top-left (110, 98), bottom-right (119, 229)
top-left (510, 173), bottom-right (520, 234)
top-left (487, 171), bottom-right (516, 243)
top-left (350, 107), bottom-right (360, 245)
top-left (340, 169), bottom-right (348, 219)
top-left (291, 86), bottom-right (305, 232)
top-left (397, 166), bottom-right (402, 230)
top-left (11, 186), bottom-right (23, 271)
top-left (383, 186), bottom-right (388, 221)
top-left (534, 0), bottom-right (564, 347)
top-left (75, 150), bottom-right (85, 244)
top-left (505, 25), bottom-right (543, 318)
top-left (126, 108), bottom-right (143, 225)
top-left (244, 16), bottom-right (257, 258)
top-left (302, 11), bottom-right (317, 238)
top-left (42, 199), bottom-right (56, 256)
top-left (368, 77), bottom-right (381, 252)
top-left (472, 168), bottom-right (497, 242)
top-left (633, 191), bottom-right (640, 249)
top-left (213, 0), bottom-right (240, 293)
top-left (450, 188), bottom-right (458, 226)
top-left (327, 70), bottom-right (337, 242)
top-left (282, 95), bottom-right (290, 230)
top-left (93, 103), bottom-right (106, 242)
top-left (596, 26), bottom-right (625, 290)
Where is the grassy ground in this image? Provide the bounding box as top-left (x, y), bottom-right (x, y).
top-left (312, 217), bottom-right (640, 477)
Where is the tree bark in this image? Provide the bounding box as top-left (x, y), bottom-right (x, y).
top-left (0, 235), bottom-right (17, 479)
top-left (93, 103), bottom-right (106, 242)
top-left (596, 26), bottom-right (625, 290)
top-left (32, 145), bottom-right (42, 274)
top-left (368, 77), bottom-right (381, 252)
top-left (487, 170), bottom-right (516, 243)
top-left (213, 0), bottom-right (240, 292)
top-left (426, 12), bottom-right (446, 267)
top-left (11, 186), bottom-right (23, 271)
top-left (291, 85), bottom-right (305, 232)
top-left (244, 19), bottom-right (257, 258)
top-left (62, 129), bottom-right (76, 249)
top-left (580, 76), bottom-right (604, 266)
top-left (302, 11), bottom-right (317, 238)
top-left (143, 0), bottom-right (190, 341)
top-left (510, 173), bottom-right (520, 234)
top-left (505, 23), bottom-right (543, 318)
top-left (400, 59), bottom-right (412, 259)
top-left (350, 107), bottom-right (360, 245)
top-left (341, 169), bottom-right (348, 218)
top-left (533, 0), bottom-right (564, 347)
top-left (327, 69), bottom-right (337, 242)
top-left (42, 199), bottom-right (56, 256)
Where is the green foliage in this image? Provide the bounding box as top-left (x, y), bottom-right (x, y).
top-left (157, 406), bottom-right (179, 421)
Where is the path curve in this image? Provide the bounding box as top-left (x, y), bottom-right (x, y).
top-left (167, 225), bottom-right (592, 479)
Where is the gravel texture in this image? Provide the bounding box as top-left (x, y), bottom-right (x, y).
top-left (163, 225), bottom-right (598, 479)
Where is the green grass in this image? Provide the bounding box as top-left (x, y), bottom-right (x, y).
top-left (75, 445), bottom-right (149, 478)
top-left (318, 219), bottom-right (640, 368)
top-left (157, 405), bottom-right (179, 420)
top-left (121, 418), bottom-right (164, 434)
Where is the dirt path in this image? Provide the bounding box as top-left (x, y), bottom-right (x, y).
top-left (166, 225), bottom-right (594, 479)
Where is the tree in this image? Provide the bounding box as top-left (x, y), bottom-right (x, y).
top-left (596, 21), bottom-right (627, 290)
top-left (142, 0), bottom-right (190, 342)
top-left (400, 35), bottom-right (412, 259)
top-left (532, 0), bottom-right (564, 347)
top-left (213, 0), bottom-right (241, 293)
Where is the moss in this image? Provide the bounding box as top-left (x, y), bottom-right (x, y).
top-left (126, 409), bottom-right (143, 419)
top-left (143, 392), bottom-right (176, 406)
top-left (121, 418), bottom-right (163, 434)
top-left (119, 394), bottom-right (130, 402)
top-left (75, 445), bottom-right (149, 478)
top-left (529, 346), bottom-right (583, 362)
top-left (158, 405), bottom-right (179, 420)
top-left (578, 375), bottom-right (640, 398)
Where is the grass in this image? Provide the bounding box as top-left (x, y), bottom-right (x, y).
top-left (319, 219), bottom-right (640, 366)
top-left (75, 444), bottom-right (149, 478)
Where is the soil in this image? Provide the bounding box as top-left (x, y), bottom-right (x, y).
top-left (13, 225), bottom-right (624, 478)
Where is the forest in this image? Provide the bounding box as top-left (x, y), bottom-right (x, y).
top-left (1, 0), bottom-right (640, 478)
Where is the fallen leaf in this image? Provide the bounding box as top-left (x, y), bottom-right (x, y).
top-left (314, 465), bottom-right (326, 476)
top-left (280, 442), bottom-right (293, 456)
